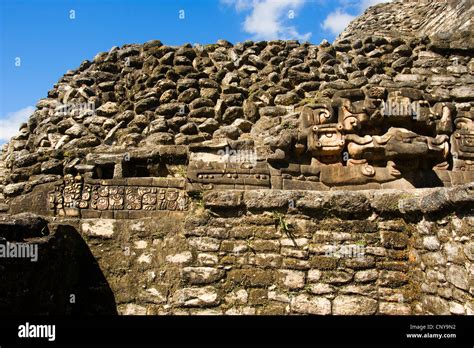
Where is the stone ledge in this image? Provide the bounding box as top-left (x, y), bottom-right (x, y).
top-left (203, 183), bottom-right (474, 216)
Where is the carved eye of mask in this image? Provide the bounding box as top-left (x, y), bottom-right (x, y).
top-left (362, 165), bottom-right (375, 177)
top-left (312, 109), bottom-right (331, 124)
top-left (343, 116), bottom-right (358, 129)
top-left (319, 110), bottom-right (330, 119)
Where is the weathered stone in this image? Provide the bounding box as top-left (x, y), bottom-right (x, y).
top-left (135, 97), bottom-right (159, 114)
top-left (322, 271), bottom-right (353, 285)
top-left (422, 295), bottom-right (450, 315)
top-left (277, 269), bottom-right (305, 289)
top-left (423, 236), bottom-right (440, 251)
top-left (378, 271), bottom-right (408, 288)
top-left (13, 153), bottom-right (38, 168)
top-left (220, 240), bottom-right (248, 253)
top-left (96, 102), bottom-right (118, 116)
top-left (81, 219), bottom-right (115, 239)
top-left (213, 125), bottom-right (240, 139)
top-left (178, 88), bottom-right (199, 103)
top-left (224, 289), bottom-right (248, 305)
top-left (198, 118), bottom-right (220, 133)
top-left (310, 256), bottom-right (338, 270)
top-left (182, 267), bottom-right (225, 284)
top-left (122, 304), bottom-right (147, 315)
top-left (166, 251), bottom-right (193, 264)
top-left (40, 159), bottom-right (63, 175)
top-left (308, 283), bottom-right (334, 295)
top-left (422, 252), bottom-right (446, 266)
top-left (204, 191), bottom-right (243, 208)
top-left (381, 232), bottom-right (408, 249)
top-left (307, 269), bottom-right (322, 282)
top-left (274, 92), bottom-right (301, 106)
top-left (227, 269), bottom-right (274, 287)
top-left (379, 302), bottom-right (411, 315)
top-left (222, 106), bottom-right (244, 124)
top-left (464, 242), bottom-right (474, 262)
top-left (232, 118), bottom-right (253, 133)
top-left (329, 192), bottom-right (370, 217)
top-left (197, 253), bottom-right (218, 266)
top-left (188, 237), bottom-right (220, 252)
top-left (291, 294), bottom-right (331, 315)
top-left (250, 239), bottom-right (280, 252)
top-left (259, 106), bottom-right (287, 117)
top-left (173, 287), bottom-right (220, 307)
top-left (333, 295), bottom-right (377, 315)
top-left (180, 123), bottom-right (198, 135)
top-left (243, 190), bottom-right (293, 210)
top-left (446, 265), bottom-right (469, 290)
top-left (450, 86), bottom-right (473, 100)
top-left (354, 269), bottom-right (378, 283)
top-left (449, 302), bottom-right (465, 315)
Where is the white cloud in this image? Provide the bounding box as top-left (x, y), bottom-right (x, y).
top-left (321, 9), bottom-right (355, 36)
top-left (222, 0), bottom-right (312, 41)
top-left (321, 0), bottom-right (391, 36)
top-left (221, 0), bottom-right (255, 12)
top-left (0, 106), bottom-right (34, 143)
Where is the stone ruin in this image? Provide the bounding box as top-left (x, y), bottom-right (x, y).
top-left (0, 0), bottom-right (472, 315)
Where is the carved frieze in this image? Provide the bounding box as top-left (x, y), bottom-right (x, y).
top-left (49, 174), bottom-right (189, 216)
top-left (254, 92), bottom-right (471, 188)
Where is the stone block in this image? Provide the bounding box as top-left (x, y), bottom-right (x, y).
top-left (291, 294), bottom-right (331, 315)
top-left (333, 295), bottom-right (377, 315)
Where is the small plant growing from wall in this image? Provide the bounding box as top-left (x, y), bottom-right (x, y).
top-left (174, 165), bottom-right (187, 178)
top-left (272, 211), bottom-right (299, 246)
top-left (272, 211), bottom-right (289, 233)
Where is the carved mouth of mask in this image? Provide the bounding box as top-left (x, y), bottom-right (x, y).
top-left (309, 126), bottom-right (345, 156)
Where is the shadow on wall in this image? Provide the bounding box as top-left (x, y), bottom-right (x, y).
top-left (0, 218), bottom-right (117, 315)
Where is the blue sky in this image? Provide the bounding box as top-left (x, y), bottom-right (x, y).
top-left (0, 0), bottom-right (389, 143)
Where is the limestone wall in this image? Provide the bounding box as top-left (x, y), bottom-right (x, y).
top-left (15, 184), bottom-right (465, 315)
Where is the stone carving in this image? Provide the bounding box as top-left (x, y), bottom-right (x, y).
top-left (300, 100), bottom-right (336, 126)
top-left (50, 175), bottom-right (189, 216)
top-left (306, 124), bottom-right (345, 163)
top-left (125, 187), bottom-right (143, 210)
top-left (253, 91), bottom-right (465, 189)
top-left (452, 114), bottom-right (474, 171)
top-left (184, 87), bottom-right (471, 190)
top-left (188, 160), bottom-right (271, 190)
